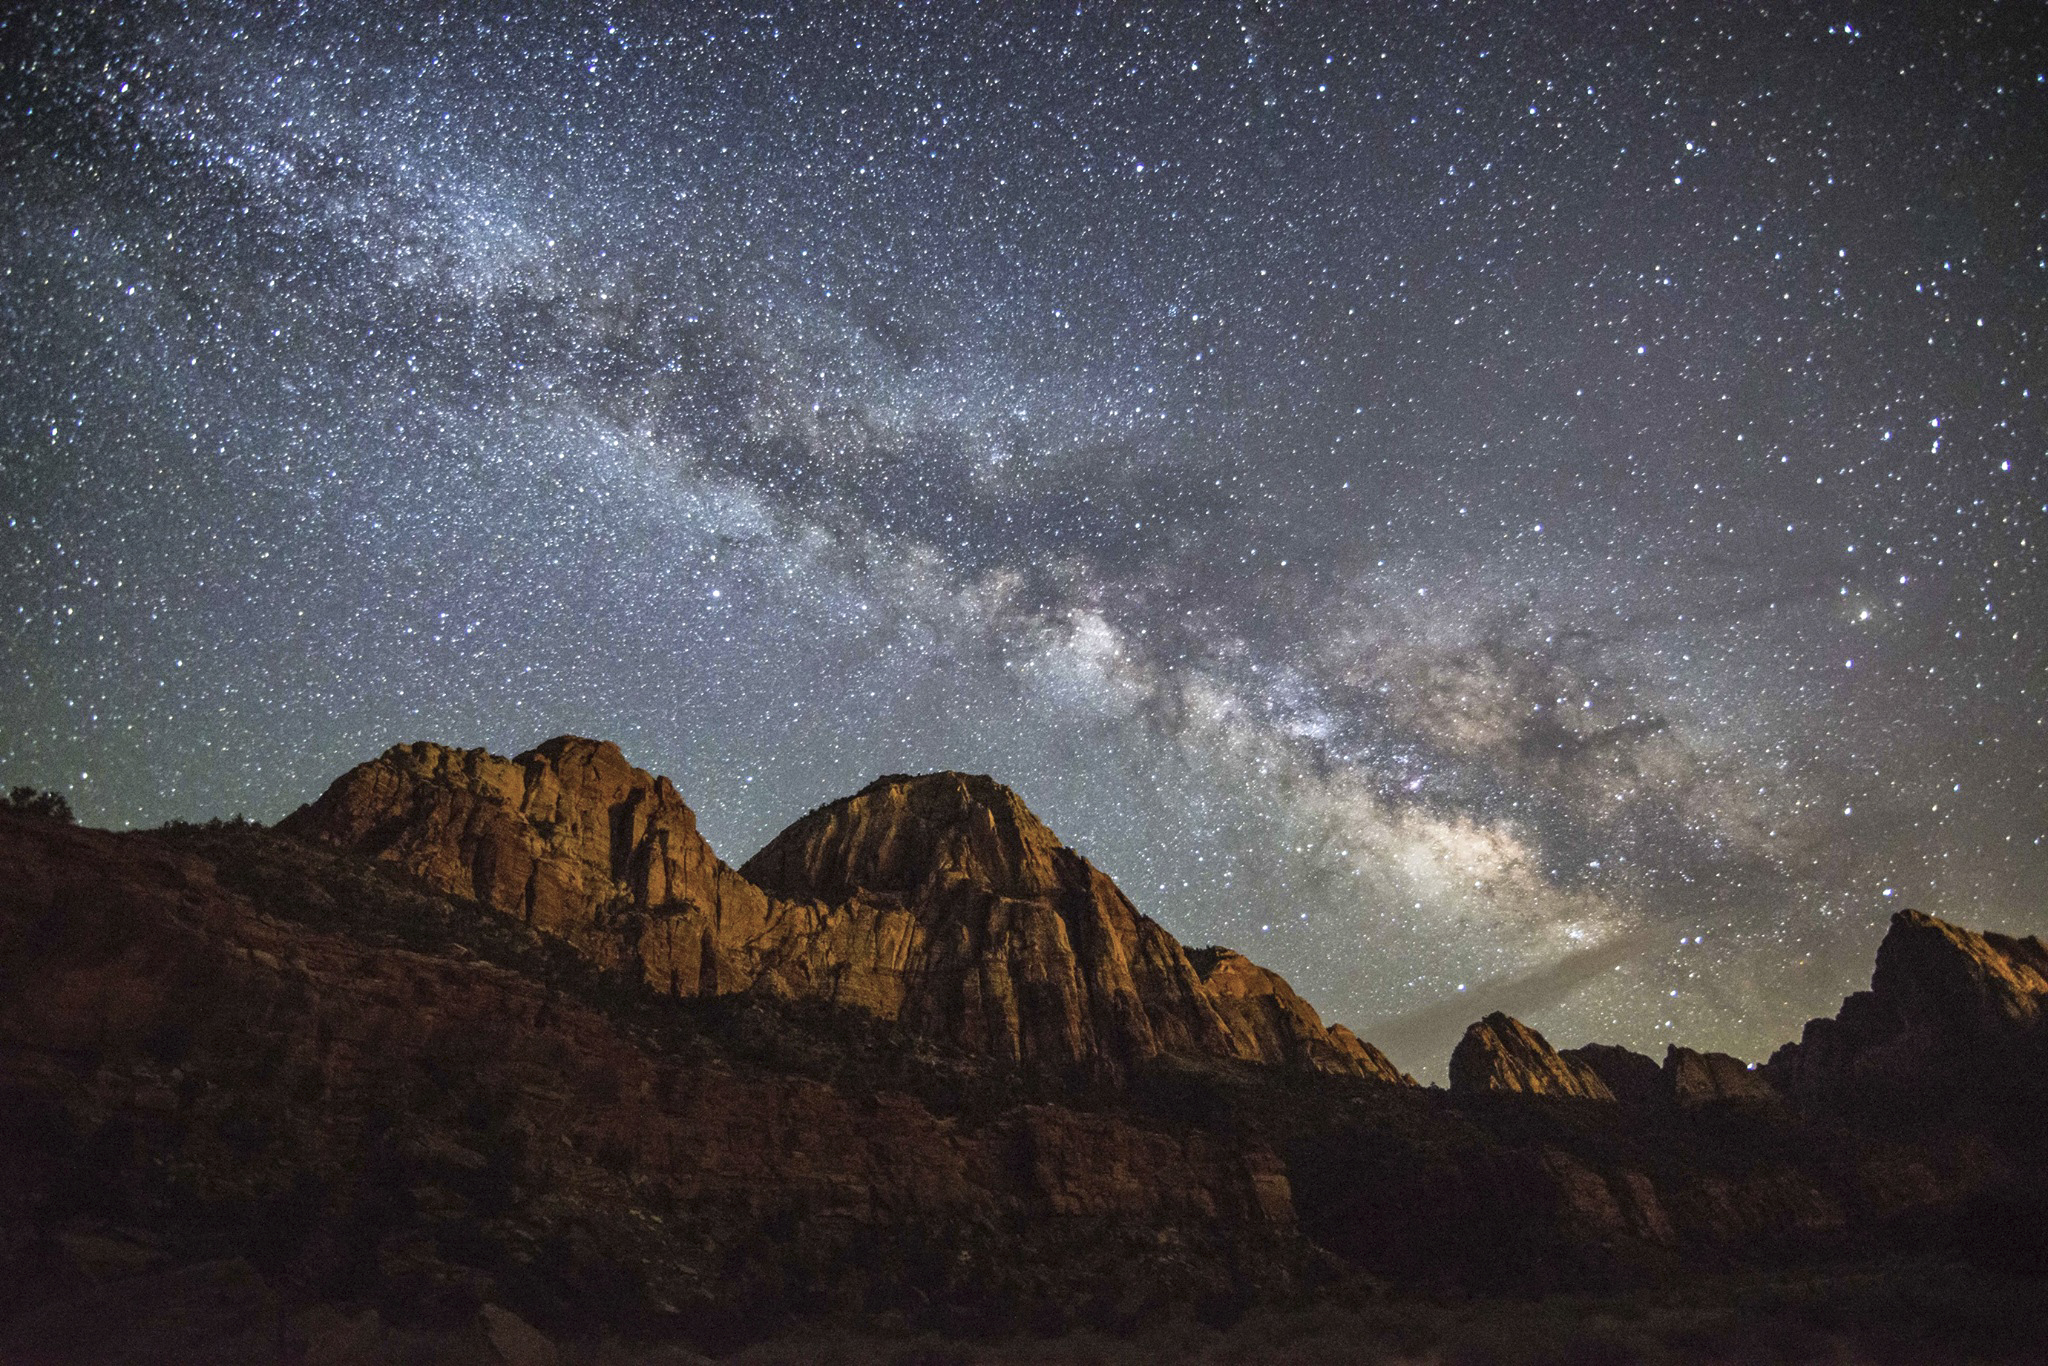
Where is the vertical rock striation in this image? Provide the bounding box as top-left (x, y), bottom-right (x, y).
top-left (1448, 1013), bottom-right (1616, 1100)
top-left (1660, 1047), bottom-right (1775, 1106)
top-left (281, 741), bottom-right (1410, 1083)
top-left (277, 736), bottom-right (777, 992)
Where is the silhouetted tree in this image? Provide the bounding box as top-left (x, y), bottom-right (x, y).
top-left (2, 787), bottom-right (74, 823)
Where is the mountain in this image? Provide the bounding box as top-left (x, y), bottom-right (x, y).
top-left (1448, 1012), bottom-right (1616, 1100)
top-left (280, 739), bottom-right (1406, 1082)
top-left (273, 736), bottom-right (775, 987)
top-left (0, 802), bottom-right (1321, 1359)
top-left (1767, 908), bottom-right (2048, 1099)
top-left (2, 740), bottom-right (2045, 1361)
top-left (1451, 1016), bottom-right (1775, 1109)
top-left (1561, 1042), bottom-right (1661, 1104)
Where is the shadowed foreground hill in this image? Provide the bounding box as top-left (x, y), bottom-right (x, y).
top-left (0, 736), bottom-right (2044, 1362)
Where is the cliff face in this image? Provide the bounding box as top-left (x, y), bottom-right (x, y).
top-left (739, 770), bottom-right (1068, 906)
top-left (0, 811), bottom-right (1311, 1347)
top-left (1767, 909), bottom-right (2048, 1097)
top-left (274, 736), bottom-right (771, 986)
top-left (1448, 1013), bottom-right (1615, 1100)
top-left (743, 772), bottom-right (1407, 1080)
top-left (1870, 908), bottom-right (2048, 1036)
top-left (283, 742), bottom-right (1406, 1083)
top-left (1468, 1034), bottom-right (1773, 1110)
top-left (2, 773), bottom-right (2039, 1355)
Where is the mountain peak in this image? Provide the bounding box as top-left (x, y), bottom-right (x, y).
top-left (281, 738), bottom-right (1409, 1083)
top-left (1449, 1012), bottom-right (1616, 1100)
top-left (278, 734), bottom-right (735, 975)
top-left (1873, 908), bottom-right (2048, 1032)
top-left (742, 769), bottom-right (1066, 904)
top-left (1767, 908), bottom-right (2048, 1097)
top-left (858, 769), bottom-right (1018, 800)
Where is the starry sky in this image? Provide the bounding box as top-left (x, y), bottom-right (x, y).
top-left (4, 1), bottom-right (2045, 1078)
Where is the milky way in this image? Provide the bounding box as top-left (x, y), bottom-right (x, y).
top-left (3, 2), bottom-right (2044, 1076)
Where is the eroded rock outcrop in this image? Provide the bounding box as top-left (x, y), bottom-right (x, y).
top-left (740, 772), bottom-right (1408, 1080)
top-left (0, 799), bottom-right (2030, 1353)
top-left (1562, 1043), bottom-right (1661, 1105)
top-left (1448, 1013), bottom-right (1615, 1100)
top-left (275, 736), bottom-right (771, 985)
top-left (1187, 948), bottom-right (1407, 1078)
top-left (1767, 909), bottom-right (2048, 1097)
top-left (283, 742), bottom-right (1406, 1082)
top-left (1661, 1046), bottom-right (1775, 1106)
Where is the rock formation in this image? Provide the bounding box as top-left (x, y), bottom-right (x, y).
top-left (277, 736), bottom-right (770, 984)
top-left (1448, 1013), bottom-right (1615, 1100)
top-left (1767, 908), bottom-right (2048, 1097)
top-left (1561, 1042), bottom-right (1661, 1105)
top-left (1473, 1034), bottom-right (1773, 1109)
top-left (282, 741), bottom-right (1407, 1082)
top-left (0, 807), bottom-right (1312, 1348)
top-left (1661, 1046), bottom-right (1775, 1106)
top-left (0, 768), bottom-right (2038, 1356)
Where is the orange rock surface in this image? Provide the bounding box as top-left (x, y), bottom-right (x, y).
top-left (282, 741), bottom-right (1408, 1082)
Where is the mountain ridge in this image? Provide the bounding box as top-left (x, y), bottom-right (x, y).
top-left (2, 741), bottom-right (2045, 1358)
top-left (279, 735), bottom-right (1409, 1084)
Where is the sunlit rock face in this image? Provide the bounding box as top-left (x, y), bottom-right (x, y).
top-left (1448, 1013), bottom-right (1616, 1100)
top-left (283, 740), bottom-right (1409, 1082)
top-left (1767, 909), bottom-right (2048, 1097)
top-left (279, 736), bottom-right (769, 988)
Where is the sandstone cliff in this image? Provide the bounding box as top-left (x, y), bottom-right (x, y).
top-left (273, 736), bottom-right (775, 983)
top-left (1472, 1033), bottom-right (1773, 1110)
top-left (1448, 1013), bottom-right (1615, 1100)
top-left (0, 794), bottom-right (2034, 1356)
top-left (0, 809), bottom-right (1312, 1349)
top-left (282, 741), bottom-right (1406, 1082)
top-left (1767, 909), bottom-right (2048, 1098)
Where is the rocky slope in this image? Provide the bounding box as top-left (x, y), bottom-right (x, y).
top-left (0, 810), bottom-right (1315, 1355)
top-left (283, 743), bottom-right (1405, 1082)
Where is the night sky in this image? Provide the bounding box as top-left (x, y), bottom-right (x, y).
top-left (4, 2), bottom-right (2044, 1078)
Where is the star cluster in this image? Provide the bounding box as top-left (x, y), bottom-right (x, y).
top-left (3, 1), bottom-right (2043, 1076)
